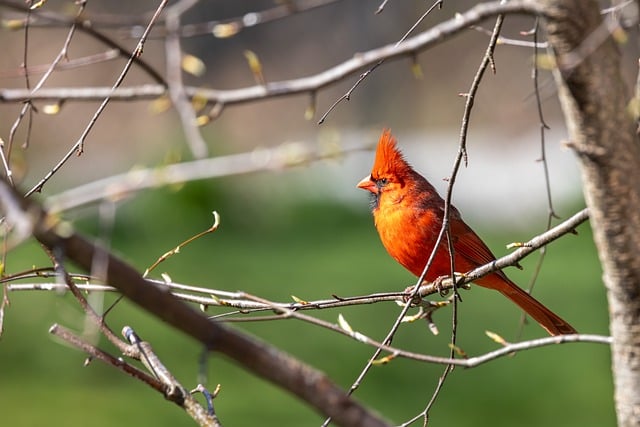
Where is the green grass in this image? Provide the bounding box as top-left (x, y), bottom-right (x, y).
top-left (0, 184), bottom-right (614, 426)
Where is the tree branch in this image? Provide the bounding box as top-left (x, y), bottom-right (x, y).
top-left (49, 324), bottom-right (222, 427)
top-left (5, 208), bottom-right (589, 319)
top-left (0, 1), bottom-right (544, 118)
top-left (0, 179), bottom-right (389, 427)
top-left (43, 138), bottom-right (373, 214)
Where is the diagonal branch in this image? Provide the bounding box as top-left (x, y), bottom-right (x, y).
top-left (0, 178), bottom-right (390, 427)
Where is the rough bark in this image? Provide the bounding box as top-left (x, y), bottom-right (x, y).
top-left (541, 1), bottom-right (640, 425)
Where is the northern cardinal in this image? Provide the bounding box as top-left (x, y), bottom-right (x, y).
top-left (357, 130), bottom-right (576, 336)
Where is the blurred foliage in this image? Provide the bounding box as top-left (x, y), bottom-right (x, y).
top-left (0, 179), bottom-right (613, 426)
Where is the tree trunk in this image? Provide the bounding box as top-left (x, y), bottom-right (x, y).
top-left (541, 1), bottom-right (640, 425)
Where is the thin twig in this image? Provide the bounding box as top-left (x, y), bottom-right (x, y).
top-left (0, 0), bottom-right (341, 38)
top-left (144, 211), bottom-right (221, 277)
top-left (48, 246), bottom-right (135, 357)
top-left (517, 17), bottom-right (556, 338)
top-left (49, 323), bottom-right (221, 426)
top-left (0, 50), bottom-right (121, 78)
top-left (407, 11), bottom-right (507, 426)
top-left (49, 323), bottom-right (166, 391)
top-left (24, 0), bottom-right (169, 196)
top-left (0, 0), bottom-right (166, 84)
top-left (230, 293), bottom-right (611, 368)
top-left (318, 0), bottom-right (443, 124)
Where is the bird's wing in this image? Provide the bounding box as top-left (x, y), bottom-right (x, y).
top-left (449, 215), bottom-right (498, 268)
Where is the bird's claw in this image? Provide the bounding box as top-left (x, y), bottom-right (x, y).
top-left (402, 284), bottom-right (423, 306)
top-left (435, 273), bottom-right (471, 295)
top-left (433, 275), bottom-right (450, 297)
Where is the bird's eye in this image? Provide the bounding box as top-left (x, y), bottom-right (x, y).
top-left (377, 178), bottom-right (388, 186)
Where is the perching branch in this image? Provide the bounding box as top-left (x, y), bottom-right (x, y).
top-left (3, 206), bottom-right (595, 378)
top-left (5, 208), bottom-right (590, 320)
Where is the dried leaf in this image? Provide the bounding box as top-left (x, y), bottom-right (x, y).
top-left (427, 320), bottom-right (439, 336)
top-left (627, 96), bottom-right (640, 120)
top-left (411, 62), bottom-right (423, 80)
top-left (371, 353), bottom-right (397, 365)
top-left (196, 115), bottom-right (210, 127)
top-left (535, 53), bottom-right (556, 70)
top-left (244, 50), bottom-right (265, 85)
top-left (42, 103), bottom-right (61, 115)
top-left (2, 19), bottom-right (25, 30)
top-left (30, 0), bottom-right (48, 9)
top-left (506, 241), bottom-right (524, 249)
top-left (485, 330), bottom-right (509, 346)
top-left (291, 295), bottom-right (309, 305)
top-left (212, 22), bottom-right (240, 38)
top-left (448, 343), bottom-right (468, 358)
top-left (337, 313), bottom-right (353, 333)
top-left (612, 26), bottom-right (628, 44)
top-left (191, 91), bottom-right (208, 113)
top-left (149, 95), bottom-right (171, 114)
top-left (304, 103), bottom-right (315, 121)
top-left (182, 54), bottom-right (206, 77)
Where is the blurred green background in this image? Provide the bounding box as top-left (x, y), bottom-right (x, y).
top-left (0, 178), bottom-right (612, 426)
top-left (0, 0), bottom-right (622, 425)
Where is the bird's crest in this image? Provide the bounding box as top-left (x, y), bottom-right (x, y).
top-left (371, 129), bottom-right (412, 179)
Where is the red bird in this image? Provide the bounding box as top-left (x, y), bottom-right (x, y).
top-left (357, 130), bottom-right (576, 336)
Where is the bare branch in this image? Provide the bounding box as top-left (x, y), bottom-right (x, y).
top-left (318, 0), bottom-right (444, 124)
top-left (49, 323), bottom-right (166, 392)
top-left (0, 1), bottom-right (544, 114)
top-left (24, 0), bottom-right (170, 197)
top-left (163, 0), bottom-right (208, 158)
top-left (408, 11), bottom-right (509, 425)
top-left (421, 208), bottom-right (590, 294)
top-left (5, 208), bottom-right (589, 319)
top-left (0, 0), bottom-right (166, 84)
top-left (43, 139), bottom-right (372, 214)
top-left (222, 293), bottom-right (611, 368)
top-left (49, 323), bottom-right (221, 427)
top-left (1, 0), bottom-right (343, 38)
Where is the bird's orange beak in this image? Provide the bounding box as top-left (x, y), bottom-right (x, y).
top-left (357, 175), bottom-right (377, 194)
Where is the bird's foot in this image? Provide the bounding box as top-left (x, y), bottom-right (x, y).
top-left (435, 273), bottom-right (470, 297)
top-left (402, 284), bottom-right (424, 306)
top-left (403, 273), bottom-right (469, 303)
top-left (432, 275), bottom-right (451, 297)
